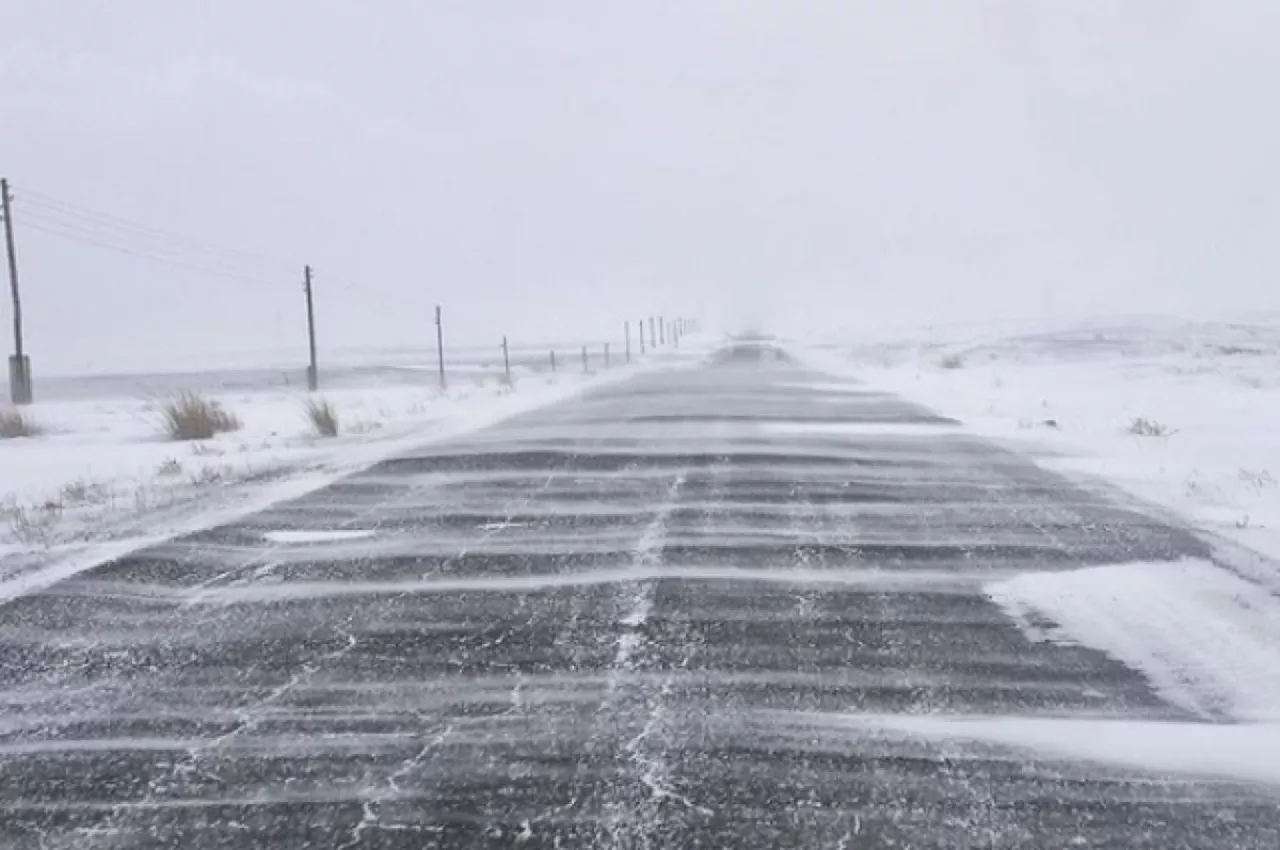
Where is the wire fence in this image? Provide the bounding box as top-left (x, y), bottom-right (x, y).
top-left (0, 179), bottom-right (699, 405)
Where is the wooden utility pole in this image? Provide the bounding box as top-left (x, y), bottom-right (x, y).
top-left (639, 319), bottom-right (646, 355)
top-left (2, 178), bottom-right (31, 404)
top-left (502, 336), bottom-right (511, 384)
top-left (303, 265), bottom-right (318, 391)
top-left (435, 305), bottom-right (446, 390)
top-left (550, 350), bottom-right (557, 373)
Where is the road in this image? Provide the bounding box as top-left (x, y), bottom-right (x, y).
top-left (2, 341), bottom-right (1277, 848)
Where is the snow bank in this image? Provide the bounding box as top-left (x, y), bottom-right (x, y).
top-left (988, 558), bottom-right (1280, 722)
top-left (812, 712), bottom-right (1280, 787)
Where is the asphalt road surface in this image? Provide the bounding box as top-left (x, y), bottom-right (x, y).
top-left (2, 342), bottom-right (1278, 848)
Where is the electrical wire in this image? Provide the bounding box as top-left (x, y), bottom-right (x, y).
top-left (17, 218), bottom-right (283, 288)
top-left (13, 185), bottom-right (295, 271)
top-left (17, 205), bottom-right (277, 275)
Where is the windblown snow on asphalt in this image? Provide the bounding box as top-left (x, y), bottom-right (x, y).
top-left (988, 558), bottom-right (1280, 722)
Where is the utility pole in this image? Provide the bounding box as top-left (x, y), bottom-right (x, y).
top-left (604, 342), bottom-right (610, 369)
top-left (649, 317), bottom-right (656, 350)
top-left (639, 319), bottom-right (646, 355)
top-left (582, 345), bottom-right (589, 374)
top-left (2, 178), bottom-right (31, 404)
top-left (625, 322), bottom-right (631, 362)
top-left (550, 350), bottom-right (557, 374)
top-left (502, 336), bottom-right (511, 384)
top-left (659, 316), bottom-right (666, 346)
top-left (303, 265), bottom-right (318, 391)
top-left (435, 305), bottom-right (446, 391)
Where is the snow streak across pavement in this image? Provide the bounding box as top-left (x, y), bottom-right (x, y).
top-left (1, 341), bottom-right (1278, 848)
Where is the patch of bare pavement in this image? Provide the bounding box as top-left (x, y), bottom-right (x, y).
top-left (1, 341), bottom-right (1277, 848)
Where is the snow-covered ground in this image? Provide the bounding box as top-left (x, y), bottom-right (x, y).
top-left (0, 350), bottom-right (686, 596)
top-left (804, 314), bottom-right (1280, 565)
top-left (796, 314), bottom-right (1280, 786)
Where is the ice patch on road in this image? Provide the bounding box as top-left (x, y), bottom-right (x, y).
top-left (145, 564), bottom-right (1009, 604)
top-left (780, 381), bottom-right (867, 394)
top-left (763, 421), bottom-right (968, 436)
top-left (262, 529), bottom-right (376, 544)
top-left (988, 558), bottom-right (1280, 721)
top-left (806, 712), bottom-right (1280, 787)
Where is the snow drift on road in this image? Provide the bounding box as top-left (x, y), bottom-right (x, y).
top-left (988, 558), bottom-right (1280, 722)
top-left (804, 711), bottom-right (1280, 787)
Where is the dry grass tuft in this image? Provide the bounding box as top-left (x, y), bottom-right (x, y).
top-left (161, 393), bottom-right (242, 441)
top-left (60, 478), bottom-right (109, 505)
top-left (1128, 417), bottom-right (1174, 437)
top-left (0, 408), bottom-right (42, 439)
top-left (156, 458), bottom-right (183, 477)
top-left (2, 501), bottom-right (62, 545)
top-left (303, 396), bottom-right (340, 437)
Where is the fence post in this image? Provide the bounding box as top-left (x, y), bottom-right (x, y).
top-left (2, 178), bottom-right (32, 404)
top-left (435, 305), bottom-right (446, 390)
top-left (303, 265), bottom-right (318, 391)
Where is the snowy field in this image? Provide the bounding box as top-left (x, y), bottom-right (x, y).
top-left (796, 314), bottom-right (1280, 783)
top-left (0, 347), bottom-right (681, 595)
top-left (803, 313), bottom-right (1280, 567)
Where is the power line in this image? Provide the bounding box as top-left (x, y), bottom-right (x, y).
top-left (13, 185), bottom-right (295, 270)
top-left (17, 218), bottom-right (280, 287)
top-left (18, 207), bottom-right (273, 279)
top-left (21, 198), bottom-right (288, 274)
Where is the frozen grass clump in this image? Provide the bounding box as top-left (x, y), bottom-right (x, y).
top-left (303, 397), bottom-right (340, 437)
top-left (161, 393), bottom-right (241, 441)
top-left (0, 409), bottom-right (41, 438)
top-left (1128, 417), bottom-right (1173, 437)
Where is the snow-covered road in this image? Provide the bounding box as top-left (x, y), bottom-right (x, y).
top-left (1, 340), bottom-right (1278, 848)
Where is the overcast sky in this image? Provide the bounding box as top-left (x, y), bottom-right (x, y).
top-left (2, 1), bottom-right (1278, 372)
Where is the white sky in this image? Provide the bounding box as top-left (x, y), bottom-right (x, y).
top-left (2, 1), bottom-right (1278, 372)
